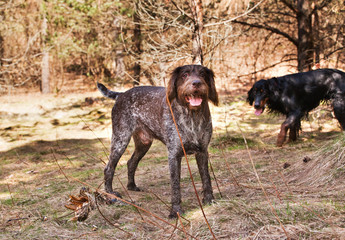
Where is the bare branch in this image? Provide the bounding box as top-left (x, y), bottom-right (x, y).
top-left (315, 0), bottom-right (332, 11)
top-left (280, 0), bottom-right (297, 13)
top-left (232, 20), bottom-right (298, 46)
top-left (204, 0), bottom-right (266, 28)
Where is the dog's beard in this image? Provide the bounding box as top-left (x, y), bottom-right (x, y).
top-left (179, 87), bottom-right (207, 108)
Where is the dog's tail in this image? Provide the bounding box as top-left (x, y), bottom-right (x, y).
top-left (97, 83), bottom-right (120, 100)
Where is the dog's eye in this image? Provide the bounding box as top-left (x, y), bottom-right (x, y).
top-left (182, 73), bottom-right (189, 79)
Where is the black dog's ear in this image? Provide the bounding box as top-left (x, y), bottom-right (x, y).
top-left (167, 66), bottom-right (182, 103)
top-left (267, 77), bottom-right (278, 90)
top-left (204, 67), bottom-right (219, 106)
top-left (247, 87), bottom-right (254, 105)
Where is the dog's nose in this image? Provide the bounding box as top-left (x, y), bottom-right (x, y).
top-left (254, 101), bottom-right (261, 109)
top-left (192, 80), bottom-right (202, 87)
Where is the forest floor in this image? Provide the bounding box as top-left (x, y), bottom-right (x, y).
top-left (1, 90), bottom-right (345, 239)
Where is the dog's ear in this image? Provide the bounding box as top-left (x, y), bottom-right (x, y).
top-left (247, 87), bottom-right (254, 105)
top-left (204, 67), bottom-right (219, 106)
top-left (167, 66), bottom-right (181, 103)
top-left (267, 77), bottom-right (279, 93)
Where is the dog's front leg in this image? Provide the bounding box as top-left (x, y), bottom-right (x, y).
top-left (195, 151), bottom-right (214, 204)
top-left (277, 112), bottom-right (302, 146)
top-left (288, 119), bottom-right (301, 142)
top-left (168, 154), bottom-right (183, 218)
top-left (277, 122), bottom-right (289, 147)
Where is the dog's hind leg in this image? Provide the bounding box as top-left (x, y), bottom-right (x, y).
top-left (333, 97), bottom-right (345, 130)
top-left (127, 129), bottom-right (153, 191)
top-left (104, 123), bottom-right (133, 198)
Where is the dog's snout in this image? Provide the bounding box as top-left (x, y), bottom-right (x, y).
top-left (192, 79), bottom-right (202, 87)
top-left (254, 99), bottom-right (261, 109)
top-left (254, 103), bottom-right (260, 109)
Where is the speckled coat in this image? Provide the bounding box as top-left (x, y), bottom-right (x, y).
top-left (98, 65), bottom-right (219, 218)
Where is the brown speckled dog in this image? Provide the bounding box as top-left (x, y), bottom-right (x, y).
top-left (97, 65), bottom-right (219, 218)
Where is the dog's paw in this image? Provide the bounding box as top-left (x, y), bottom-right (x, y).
top-left (106, 191), bottom-right (122, 204)
top-left (276, 137), bottom-right (285, 147)
top-left (127, 183), bottom-right (142, 192)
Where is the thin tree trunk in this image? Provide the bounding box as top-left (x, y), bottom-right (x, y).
top-left (313, 9), bottom-right (320, 67)
top-left (191, 0), bottom-right (203, 65)
top-left (113, 17), bottom-right (125, 80)
top-left (41, 14), bottom-right (50, 93)
top-left (0, 34), bottom-right (3, 73)
top-left (133, 4), bottom-right (141, 86)
top-left (297, 0), bottom-right (313, 72)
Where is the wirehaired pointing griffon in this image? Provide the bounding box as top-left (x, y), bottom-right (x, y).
top-left (247, 68), bottom-right (345, 147)
top-left (98, 65), bottom-right (219, 218)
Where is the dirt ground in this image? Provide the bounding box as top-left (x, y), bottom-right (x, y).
top-left (1, 90), bottom-right (345, 239)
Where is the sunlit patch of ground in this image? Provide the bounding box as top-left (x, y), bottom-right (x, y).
top-left (1, 91), bottom-right (344, 239)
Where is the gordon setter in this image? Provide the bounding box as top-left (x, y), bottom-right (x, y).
top-left (247, 68), bottom-right (345, 146)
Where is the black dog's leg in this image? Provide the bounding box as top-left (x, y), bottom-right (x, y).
top-left (333, 97), bottom-right (345, 130)
top-left (195, 151), bottom-right (214, 204)
top-left (277, 112), bottom-right (301, 147)
top-left (288, 119), bottom-right (301, 142)
top-left (127, 132), bottom-right (153, 191)
top-left (168, 154), bottom-right (183, 218)
top-left (288, 126), bottom-right (297, 142)
top-left (277, 122), bottom-right (289, 147)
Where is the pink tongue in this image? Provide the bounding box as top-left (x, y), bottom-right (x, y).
top-left (189, 97), bottom-right (202, 106)
top-left (255, 109), bottom-right (263, 116)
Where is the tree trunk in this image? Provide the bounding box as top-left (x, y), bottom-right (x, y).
top-left (0, 9), bottom-right (5, 90)
top-left (133, 5), bottom-right (141, 86)
top-left (0, 34), bottom-right (3, 71)
top-left (297, 0), bottom-right (314, 72)
top-left (313, 9), bottom-right (320, 68)
top-left (0, 9), bottom-right (4, 66)
top-left (113, 17), bottom-right (125, 81)
top-left (41, 14), bottom-right (50, 93)
top-left (191, 0), bottom-right (204, 65)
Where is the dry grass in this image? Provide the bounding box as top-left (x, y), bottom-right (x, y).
top-left (1, 91), bottom-right (345, 239)
top-left (288, 133), bottom-right (345, 189)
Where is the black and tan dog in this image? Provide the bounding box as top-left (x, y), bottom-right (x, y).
top-left (98, 65), bottom-right (218, 218)
top-left (247, 68), bottom-right (345, 146)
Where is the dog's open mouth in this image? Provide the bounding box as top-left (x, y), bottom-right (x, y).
top-left (254, 98), bottom-right (268, 116)
top-left (185, 95), bottom-right (203, 106)
top-left (255, 108), bottom-right (264, 116)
